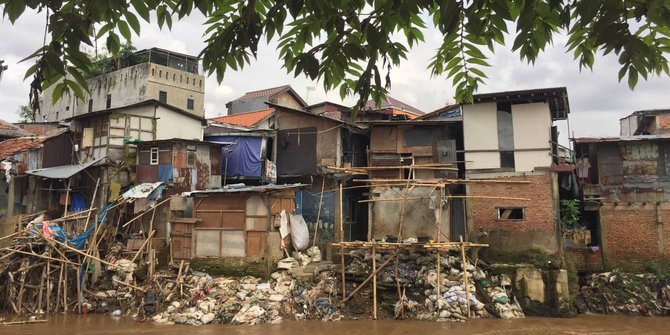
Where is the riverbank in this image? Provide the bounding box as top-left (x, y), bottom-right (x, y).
top-left (2, 314), bottom-right (670, 335)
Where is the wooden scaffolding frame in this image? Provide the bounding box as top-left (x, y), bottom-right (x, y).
top-left (331, 163), bottom-right (530, 319)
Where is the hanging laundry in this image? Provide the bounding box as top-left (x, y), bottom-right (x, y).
top-left (576, 157), bottom-right (591, 179)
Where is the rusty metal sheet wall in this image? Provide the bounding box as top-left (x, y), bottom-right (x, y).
top-left (42, 133), bottom-right (72, 167)
top-left (136, 165), bottom-right (159, 183)
top-left (195, 144), bottom-right (211, 190)
top-left (621, 141), bottom-right (658, 160)
top-left (277, 127), bottom-right (317, 176)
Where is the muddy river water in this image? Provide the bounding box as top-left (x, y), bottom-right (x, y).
top-left (3, 314), bottom-right (670, 335)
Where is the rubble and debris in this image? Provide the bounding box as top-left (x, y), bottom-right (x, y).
top-left (578, 271), bottom-right (670, 316)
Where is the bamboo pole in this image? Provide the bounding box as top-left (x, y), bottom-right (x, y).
top-left (63, 178), bottom-right (71, 218)
top-left (130, 230), bottom-right (156, 264)
top-left (2, 249), bottom-right (77, 266)
top-left (37, 262), bottom-right (46, 312)
top-left (46, 261), bottom-right (51, 313)
top-left (339, 182), bottom-right (346, 300)
top-left (63, 263), bottom-right (68, 314)
top-left (121, 197), bottom-right (172, 228)
top-left (460, 236), bottom-right (471, 318)
top-left (43, 236), bottom-right (120, 269)
top-left (341, 250), bottom-right (399, 303)
top-left (55, 264), bottom-right (63, 313)
top-left (312, 178), bottom-right (326, 247)
top-left (372, 244), bottom-right (377, 320)
top-left (1, 319), bottom-right (48, 325)
top-left (76, 258), bottom-right (82, 313)
top-left (147, 207), bottom-right (157, 263)
top-left (113, 278), bottom-right (145, 291)
top-left (83, 178), bottom-right (100, 231)
top-left (358, 197), bottom-right (426, 203)
top-left (0, 231), bottom-right (20, 242)
top-left (446, 195), bottom-right (531, 200)
top-left (436, 186), bottom-right (443, 297)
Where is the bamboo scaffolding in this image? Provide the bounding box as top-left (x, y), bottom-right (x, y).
top-left (2, 249), bottom-right (77, 266)
top-left (121, 196), bottom-right (172, 228)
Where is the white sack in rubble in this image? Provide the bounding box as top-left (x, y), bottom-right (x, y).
top-left (279, 210), bottom-right (290, 238)
top-left (289, 213), bottom-right (309, 251)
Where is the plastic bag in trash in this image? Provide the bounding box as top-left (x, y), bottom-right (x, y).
top-left (289, 214), bottom-right (309, 250)
top-left (306, 246), bottom-right (322, 262)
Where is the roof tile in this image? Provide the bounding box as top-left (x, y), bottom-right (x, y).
top-left (0, 137), bottom-right (44, 159)
top-left (209, 108), bottom-right (274, 128)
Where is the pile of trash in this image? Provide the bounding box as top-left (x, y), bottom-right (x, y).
top-left (80, 249), bottom-right (341, 325)
top-left (578, 271), bottom-right (670, 316)
top-left (346, 249), bottom-right (524, 321)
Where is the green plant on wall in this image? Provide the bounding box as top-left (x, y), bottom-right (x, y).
top-left (560, 199), bottom-right (582, 235)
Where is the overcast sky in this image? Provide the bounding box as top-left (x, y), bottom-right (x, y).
top-left (1, 10), bottom-right (669, 139)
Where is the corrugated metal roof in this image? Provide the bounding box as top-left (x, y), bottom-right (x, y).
top-left (573, 133), bottom-right (670, 144)
top-left (181, 183), bottom-right (307, 196)
top-left (471, 87), bottom-right (570, 120)
top-left (122, 182), bottom-right (165, 199)
top-left (209, 108), bottom-right (274, 128)
top-left (25, 156), bottom-right (106, 179)
top-left (364, 96), bottom-right (424, 116)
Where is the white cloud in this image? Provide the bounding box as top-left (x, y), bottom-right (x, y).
top-left (1, 11), bottom-right (669, 138)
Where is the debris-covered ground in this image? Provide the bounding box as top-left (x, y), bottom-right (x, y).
top-left (577, 271), bottom-right (670, 316)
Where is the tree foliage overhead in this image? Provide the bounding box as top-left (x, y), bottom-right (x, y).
top-left (2, 0), bottom-right (670, 111)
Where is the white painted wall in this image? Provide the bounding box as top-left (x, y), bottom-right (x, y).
top-left (41, 62), bottom-right (206, 122)
top-left (512, 102), bottom-right (552, 172)
top-left (463, 102), bottom-right (500, 170)
top-left (155, 106), bottom-right (203, 140)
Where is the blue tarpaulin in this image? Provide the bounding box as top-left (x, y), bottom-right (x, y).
top-left (158, 164), bottom-right (173, 183)
top-left (31, 222), bottom-right (94, 249)
top-left (206, 136), bottom-right (263, 177)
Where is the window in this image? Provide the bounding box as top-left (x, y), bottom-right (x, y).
top-left (159, 90), bottom-right (167, 104)
top-left (150, 147), bottom-right (159, 165)
top-left (88, 99), bottom-right (93, 113)
top-left (500, 151), bottom-right (515, 168)
top-left (106, 94), bottom-right (111, 109)
top-left (187, 98), bottom-right (194, 110)
top-left (498, 208), bottom-right (525, 220)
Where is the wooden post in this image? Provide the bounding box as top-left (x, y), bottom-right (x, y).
top-left (76, 258), bottom-right (82, 313)
top-left (436, 186), bottom-right (443, 297)
top-left (63, 178), bottom-right (71, 218)
top-left (339, 182), bottom-right (346, 300)
top-left (37, 262), bottom-right (46, 313)
top-left (460, 235), bottom-right (471, 318)
top-left (55, 264), bottom-right (63, 313)
top-left (147, 206), bottom-right (156, 258)
top-left (341, 250), bottom-right (399, 303)
top-left (372, 244), bottom-right (377, 320)
top-left (63, 263), bottom-right (68, 314)
top-left (46, 261), bottom-right (51, 313)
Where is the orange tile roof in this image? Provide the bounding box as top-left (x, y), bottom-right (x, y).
top-left (0, 137), bottom-right (44, 159)
top-left (209, 108), bottom-right (274, 128)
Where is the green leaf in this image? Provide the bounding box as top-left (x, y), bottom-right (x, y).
top-left (628, 66), bottom-right (639, 89)
top-left (125, 12), bottom-right (141, 35)
top-left (118, 20), bottom-right (132, 41)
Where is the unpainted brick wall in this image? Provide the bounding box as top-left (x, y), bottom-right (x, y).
top-left (469, 174), bottom-right (555, 233)
top-left (600, 204), bottom-right (670, 266)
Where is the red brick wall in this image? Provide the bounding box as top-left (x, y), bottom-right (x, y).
top-left (469, 174), bottom-right (555, 233)
top-left (467, 173), bottom-right (559, 253)
top-left (600, 204), bottom-right (670, 266)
